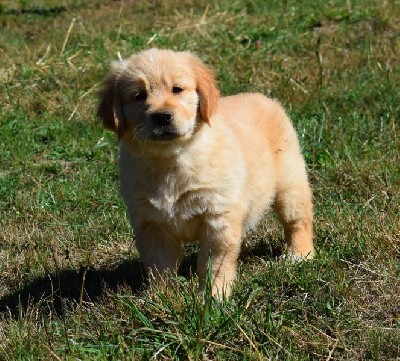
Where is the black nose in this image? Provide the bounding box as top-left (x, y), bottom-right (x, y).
top-left (151, 111), bottom-right (174, 126)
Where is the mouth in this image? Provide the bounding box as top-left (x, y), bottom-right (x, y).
top-left (147, 126), bottom-right (181, 141)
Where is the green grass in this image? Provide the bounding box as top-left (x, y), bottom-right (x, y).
top-left (0, 0), bottom-right (399, 359)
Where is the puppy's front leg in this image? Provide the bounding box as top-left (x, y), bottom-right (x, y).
top-left (197, 215), bottom-right (243, 300)
top-left (135, 222), bottom-right (183, 282)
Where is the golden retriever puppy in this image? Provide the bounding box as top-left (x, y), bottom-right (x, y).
top-left (98, 48), bottom-right (314, 299)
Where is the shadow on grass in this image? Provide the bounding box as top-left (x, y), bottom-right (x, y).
top-left (1, 6), bottom-right (67, 17)
top-left (0, 259), bottom-right (146, 317)
top-left (0, 254), bottom-right (199, 318)
top-left (0, 238), bottom-right (279, 317)
top-left (241, 236), bottom-right (283, 262)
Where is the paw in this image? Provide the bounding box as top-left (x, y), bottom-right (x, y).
top-left (280, 250), bottom-right (314, 262)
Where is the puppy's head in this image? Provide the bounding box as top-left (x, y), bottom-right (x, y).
top-left (97, 49), bottom-right (219, 146)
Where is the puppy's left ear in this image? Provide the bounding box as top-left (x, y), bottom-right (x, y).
top-left (191, 56), bottom-right (219, 125)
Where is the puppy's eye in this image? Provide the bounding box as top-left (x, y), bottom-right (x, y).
top-left (134, 91), bottom-right (147, 101)
top-left (172, 86), bottom-right (184, 94)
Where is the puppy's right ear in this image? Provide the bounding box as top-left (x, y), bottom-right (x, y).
top-left (97, 61), bottom-right (125, 138)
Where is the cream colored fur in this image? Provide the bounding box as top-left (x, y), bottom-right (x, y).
top-left (97, 48), bottom-right (314, 299)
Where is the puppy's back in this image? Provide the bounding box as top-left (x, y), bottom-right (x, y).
top-left (217, 93), bottom-right (299, 161)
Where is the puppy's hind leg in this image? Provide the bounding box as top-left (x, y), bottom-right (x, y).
top-left (274, 177), bottom-right (314, 259)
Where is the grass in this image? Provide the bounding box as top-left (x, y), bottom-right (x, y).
top-left (0, 0), bottom-right (399, 359)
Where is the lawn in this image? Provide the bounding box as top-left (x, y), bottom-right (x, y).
top-left (0, 0), bottom-right (399, 359)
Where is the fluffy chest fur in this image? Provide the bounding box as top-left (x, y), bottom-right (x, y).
top-left (119, 136), bottom-right (247, 238)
